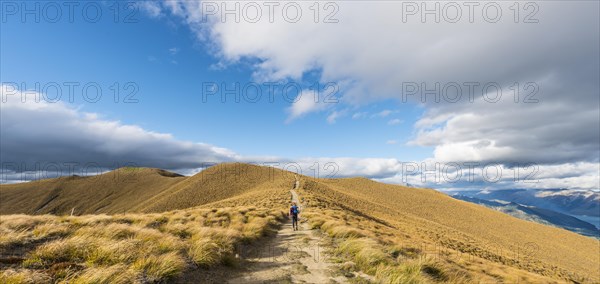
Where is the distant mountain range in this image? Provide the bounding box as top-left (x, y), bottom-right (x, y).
top-left (447, 189), bottom-right (600, 238)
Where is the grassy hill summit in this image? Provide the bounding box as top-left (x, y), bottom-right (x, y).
top-left (0, 163), bottom-right (294, 215)
top-left (1, 163), bottom-right (598, 283)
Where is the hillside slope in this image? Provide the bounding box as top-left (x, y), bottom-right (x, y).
top-left (299, 177), bottom-right (600, 282)
top-left (0, 164), bottom-right (295, 215)
top-left (134, 163), bottom-right (295, 212)
top-left (0, 168), bottom-right (186, 215)
top-left (1, 163), bottom-right (598, 282)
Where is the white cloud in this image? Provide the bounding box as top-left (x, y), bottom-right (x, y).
top-left (352, 112), bottom-right (367, 119)
top-left (410, 96), bottom-right (600, 165)
top-left (372, 109), bottom-right (394, 118)
top-left (169, 47), bottom-right (180, 55)
top-left (386, 140), bottom-right (398, 145)
top-left (327, 110), bottom-right (345, 124)
top-left (387, 119), bottom-right (402, 125)
top-left (286, 90), bottom-right (330, 122)
top-left (137, 1), bottom-right (163, 18)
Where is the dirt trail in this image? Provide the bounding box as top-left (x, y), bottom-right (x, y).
top-left (228, 177), bottom-right (347, 284)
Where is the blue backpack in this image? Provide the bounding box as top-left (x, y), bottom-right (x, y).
top-left (291, 206), bottom-right (299, 215)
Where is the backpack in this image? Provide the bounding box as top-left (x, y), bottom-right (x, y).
top-left (291, 206), bottom-right (299, 215)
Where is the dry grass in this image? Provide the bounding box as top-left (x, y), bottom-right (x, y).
top-left (0, 168), bottom-right (185, 215)
top-left (0, 206), bottom-right (285, 283)
top-left (66, 264), bottom-right (137, 284)
top-left (307, 210), bottom-right (501, 283)
top-left (300, 177), bottom-right (599, 283)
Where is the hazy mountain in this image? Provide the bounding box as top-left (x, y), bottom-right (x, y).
top-left (449, 188), bottom-right (599, 219)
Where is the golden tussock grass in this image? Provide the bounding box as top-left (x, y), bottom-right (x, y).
top-left (299, 177), bottom-right (599, 283)
top-left (0, 206), bottom-right (286, 283)
top-left (0, 268), bottom-right (52, 284)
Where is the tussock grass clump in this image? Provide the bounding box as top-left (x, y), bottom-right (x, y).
top-left (132, 252), bottom-right (186, 281)
top-left (0, 215), bottom-right (53, 231)
top-left (134, 227), bottom-right (183, 254)
top-left (87, 239), bottom-right (145, 265)
top-left (65, 264), bottom-right (138, 284)
top-left (24, 235), bottom-right (95, 268)
top-left (31, 222), bottom-right (72, 239)
top-left (164, 223), bottom-right (193, 239)
top-left (335, 238), bottom-right (390, 274)
top-left (0, 215), bottom-right (67, 249)
top-left (0, 268), bottom-right (52, 284)
top-left (0, 227), bottom-right (32, 249)
top-left (188, 226), bottom-right (240, 267)
top-left (375, 259), bottom-right (425, 284)
top-left (74, 223), bottom-right (137, 240)
top-left (307, 217), bottom-right (327, 229)
top-left (188, 236), bottom-right (223, 267)
top-left (307, 214), bottom-right (366, 239)
top-left (329, 226), bottom-right (366, 239)
top-left (242, 217), bottom-right (271, 239)
top-left (390, 246), bottom-right (422, 260)
top-left (374, 258), bottom-right (473, 284)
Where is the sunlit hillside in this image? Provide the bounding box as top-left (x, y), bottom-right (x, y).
top-left (1, 163), bottom-right (598, 283)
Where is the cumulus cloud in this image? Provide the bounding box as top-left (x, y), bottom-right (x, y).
top-left (286, 90), bottom-right (331, 122)
top-left (137, 1), bottom-right (163, 18)
top-left (411, 95), bottom-right (600, 165)
top-left (352, 112), bottom-right (367, 119)
top-left (388, 119), bottom-right (402, 125)
top-left (372, 110), bottom-right (394, 118)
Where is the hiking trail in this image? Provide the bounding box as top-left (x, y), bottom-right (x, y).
top-left (228, 177), bottom-right (348, 284)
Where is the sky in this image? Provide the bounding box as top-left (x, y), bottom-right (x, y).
top-left (1, 0), bottom-right (599, 191)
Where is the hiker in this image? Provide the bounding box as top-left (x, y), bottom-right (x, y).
top-left (289, 202), bottom-right (299, 231)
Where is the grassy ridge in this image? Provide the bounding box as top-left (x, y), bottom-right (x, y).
top-left (0, 163), bottom-right (295, 215)
top-left (0, 168), bottom-right (186, 215)
top-left (137, 164), bottom-right (296, 212)
top-left (1, 163), bottom-right (598, 283)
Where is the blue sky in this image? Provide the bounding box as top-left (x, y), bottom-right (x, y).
top-left (1, 4), bottom-right (429, 160)
top-left (1, 1), bottom-right (598, 191)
